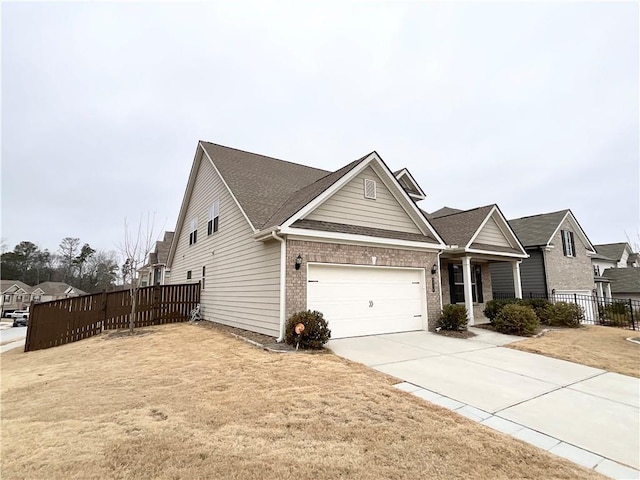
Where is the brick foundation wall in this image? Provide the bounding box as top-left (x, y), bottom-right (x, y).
top-left (286, 239), bottom-right (442, 330)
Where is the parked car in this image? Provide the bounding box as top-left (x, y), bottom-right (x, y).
top-left (9, 309), bottom-right (29, 327)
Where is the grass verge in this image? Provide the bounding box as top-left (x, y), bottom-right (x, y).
top-left (508, 325), bottom-right (640, 378)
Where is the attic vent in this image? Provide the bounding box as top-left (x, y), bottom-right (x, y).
top-left (364, 179), bottom-right (377, 199)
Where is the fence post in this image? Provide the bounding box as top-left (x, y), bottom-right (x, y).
top-left (630, 299), bottom-right (636, 331)
top-left (152, 286), bottom-right (161, 324)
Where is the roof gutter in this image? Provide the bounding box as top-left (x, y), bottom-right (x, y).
top-left (270, 229), bottom-right (287, 342)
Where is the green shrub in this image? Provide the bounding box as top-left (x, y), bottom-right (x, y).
top-left (520, 298), bottom-right (551, 319)
top-left (493, 304), bottom-right (539, 336)
top-left (599, 303), bottom-right (632, 328)
top-left (284, 310), bottom-right (331, 349)
top-left (539, 302), bottom-right (583, 327)
top-left (483, 298), bottom-right (521, 323)
top-left (437, 304), bottom-right (469, 331)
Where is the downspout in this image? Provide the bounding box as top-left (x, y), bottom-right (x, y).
top-left (437, 250), bottom-right (444, 311)
top-left (271, 230), bottom-right (287, 342)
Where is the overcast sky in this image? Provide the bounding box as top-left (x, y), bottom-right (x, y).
top-left (2, 1), bottom-right (638, 256)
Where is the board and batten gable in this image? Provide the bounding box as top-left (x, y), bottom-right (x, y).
top-left (474, 217), bottom-right (513, 248)
top-left (304, 166), bottom-right (423, 234)
top-left (490, 249), bottom-right (547, 296)
top-left (170, 150), bottom-right (281, 336)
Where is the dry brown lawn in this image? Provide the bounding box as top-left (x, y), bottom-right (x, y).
top-left (1, 323), bottom-right (606, 480)
top-left (509, 325), bottom-right (640, 378)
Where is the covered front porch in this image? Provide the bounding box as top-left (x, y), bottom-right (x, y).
top-left (441, 253), bottom-right (524, 325)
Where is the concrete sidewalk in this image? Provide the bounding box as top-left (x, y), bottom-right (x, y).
top-left (328, 328), bottom-right (640, 480)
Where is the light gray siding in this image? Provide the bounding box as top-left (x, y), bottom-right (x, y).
top-left (305, 166), bottom-right (422, 234)
top-left (475, 216), bottom-right (512, 247)
top-left (170, 152), bottom-right (281, 336)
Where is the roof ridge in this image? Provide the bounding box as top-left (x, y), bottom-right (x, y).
top-left (432, 204), bottom-right (495, 219)
top-left (200, 140), bottom-right (330, 175)
top-left (510, 209), bottom-right (569, 221)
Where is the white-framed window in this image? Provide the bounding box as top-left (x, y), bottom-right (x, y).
top-left (187, 270), bottom-right (192, 280)
top-left (561, 230), bottom-right (575, 257)
top-left (189, 217), bottom-right (198, 245)
top-left (594, 265), bottom-right (600, 276)
top-left (3, 294), bottom-right (11, 303)
top-left (364, 179), bottom-right (377, 199)
top-left (208, 200), bottom-right (220, 235)
top-left (202, 266), bottom-right (206, 290)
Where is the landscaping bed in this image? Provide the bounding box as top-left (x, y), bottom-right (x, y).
top-left (1, 323), bottom-right (606, 479)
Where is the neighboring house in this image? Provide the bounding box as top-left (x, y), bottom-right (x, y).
top-left (138, 231), bottom-right (175, 286)
top-left (602, 267), bottom-right (640, 302)
top-left (594, 242), bottom-right (638, 268)
top-left (167, 141), bottom-right (449, 339)
top-left (32, 282), bottom-right (87, 302)
top-left (427, 205), bottom-right (528, 323)
top-left (590, 252), bottom-right (616, 298)
top-left (491, 210), bottom-right (597, 301)
top-left (0, 280), bottom-right (33, 316)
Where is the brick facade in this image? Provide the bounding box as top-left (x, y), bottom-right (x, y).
top-left (286, 239), bottom-right (442, 330)
top-left (440, 259), bottom-right (493, 321)
top-left (544, 218), bottom-right (595, 293)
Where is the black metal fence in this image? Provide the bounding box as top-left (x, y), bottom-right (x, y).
top-left (493, 292), bottom-right (638, 331)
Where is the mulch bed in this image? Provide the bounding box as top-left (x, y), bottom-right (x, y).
top-left (436, 330), bottom-right (477, 339)
top-left (195, 320), bottom-right (329, 353)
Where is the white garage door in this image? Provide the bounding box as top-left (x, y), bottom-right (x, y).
top-left (307, 264), bottom-right (426, 339)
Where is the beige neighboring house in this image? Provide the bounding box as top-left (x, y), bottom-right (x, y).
top-left (1, 280), bottom-right (33, 316)
top-left (138, 231), bottom-right (175, 287)
top-left (32, 282), bottom-right (87, 302)
top-left (427, 205), bottom-right (528, 323)
top-left (168, 141), bottom-right (451, 339)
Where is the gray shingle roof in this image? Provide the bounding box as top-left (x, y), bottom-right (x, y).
top-left (594, 243), bottom-right (629, 262)
top-left (602, 267), bottom-right (640, 294)
top-left (428, 205), bottom-right (495, 246)
top-left (428, 207), bottom-right (464, 219)
top-left (201, 142), bottom-right (331, 229)
top-left (0, 280), bottom-right (32, 293)
top-left (508, 210), bottom-right (569, 247)
top-left (291, 219), bottom-right (438, 244)
top-left (261, 157), bottom-right (366, 230)
top-left (33, 282), bottom-right (86, 296)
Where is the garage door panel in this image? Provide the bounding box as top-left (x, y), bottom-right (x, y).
top-left (307, 264), bottom-right (425, 339)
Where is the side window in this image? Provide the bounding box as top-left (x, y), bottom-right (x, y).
top-left (189, 218), bottom-right (198, 245)
top-left (202, 266), bottom-right (206, 290)
top-left (187, 270), bottom-right (192, 280)
top-left (561, 230), bottom-right (575, 257)
top-left (208, 200), bottom-right (220, 235)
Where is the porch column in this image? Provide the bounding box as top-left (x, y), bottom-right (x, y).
top-left (512, 261), bottom-right (523, 299)
top-left (604, 283), bottom-right (612, 299)
top-left (462, 256), bottom-right (475, 325)
top-left (596, 282), bottom-right (604, 298)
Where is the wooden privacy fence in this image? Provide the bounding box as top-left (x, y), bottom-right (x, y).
top-left (24, 283), bottom-right (200, 352)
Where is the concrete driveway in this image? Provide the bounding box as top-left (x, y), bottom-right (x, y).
top-left (329, 328), bottom-right (640, 479)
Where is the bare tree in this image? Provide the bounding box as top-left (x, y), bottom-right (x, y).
top-left (59, 237), bottom-right (80, 283)
top-left (117, 213), bottom-right (161, 334)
